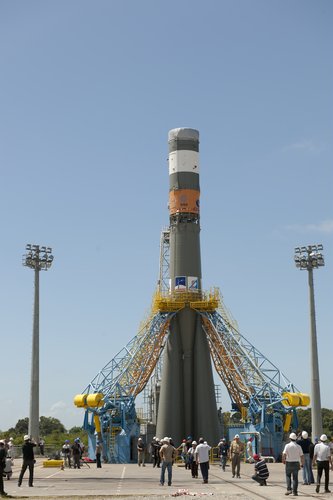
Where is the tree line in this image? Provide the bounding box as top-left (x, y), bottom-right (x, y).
top-left (0, 416), bottom-right (87, 448)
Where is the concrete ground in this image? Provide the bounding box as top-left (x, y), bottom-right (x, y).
top-left (2, 458), bottom-right (332, 499)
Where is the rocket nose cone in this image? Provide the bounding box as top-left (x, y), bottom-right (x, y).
top-left (168, 128), bottom-right (199, 142)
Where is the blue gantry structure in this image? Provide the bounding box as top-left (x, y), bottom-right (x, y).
top-left (74, 232), bottom-right (309, 462)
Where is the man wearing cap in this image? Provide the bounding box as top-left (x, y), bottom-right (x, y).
top-left (217, 437), bottom-right (229, 471)
top-left (313, 434), bottom-right (332, 494)
top-left (137, 438), bottom-right (146, 467)
top-left (230, 434), bottom-right (244, 478)
top-left (252, 453), bottom-right (269, 486)
top-left (297, 430), bottom-right (314, 485)
top-left (151, 437), bottom-right (161, 468)
top-left (195, 438), bottom-right (211, 484)
top-left (18, 435), bottom-right (36, 488)
top-left (159, 437), bottom-right (177, 486)
top-left (0, 440), bottom-right (8, 497)
top-left (62, 440), bottom-right (72, 468)
top-left (282, 432), bottom-right (304, 496)
top-left (187, 441), bottom-right (198, 478)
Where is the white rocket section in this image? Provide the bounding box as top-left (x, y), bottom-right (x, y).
top-left (168, 150), bottom-right (200, 175)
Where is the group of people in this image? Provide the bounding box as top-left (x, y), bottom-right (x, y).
top-left (215, 430), bottom-right (333, 494)
top-left (1, 430), bottom-right (332, 497)
top-left (158, 436), bottom-right (211, 486)
top-left (62, 438), bottom-right (85, 469)
top-left (144, 436), bottom-right (212, 486)
top-left (283, 431), bottom-right (332, 496)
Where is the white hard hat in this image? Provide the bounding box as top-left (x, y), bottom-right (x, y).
top-left (24, 435), bottom-right (30, 441)
top-left (163, 437), bottom-right (170, 443)
top-left (302, 431), bottom-right (308, 439)
top-left (289, 432), bottom-right (297, 440)
top-left (192, 440), bottom-right (197, 445)
top-left (234, 434), bottom-right (240, 439)
top-left (0, 440), bottom-right (5, 445)
top-left (320, 434), bottom-right (327, 442)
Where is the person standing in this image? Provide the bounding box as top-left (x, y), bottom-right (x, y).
top-left (195, 438), bottom-right (211, 484)
top-left (179, 439), bottom-right (188, 468)
top-left (187, 440), bottom-right (198, 478)
top-left (18, 435), bottom-right (36, 487)
top-left (0, 440), bottom-right (8, 498)
top-left (151, 438), bottom-right (161, 468)
top-left (217, 437), bottom-right (229, 471)
top-left (246, 438), bottom-right (254, 463)
top-left (62, 440), bottom-right (72, 468)
top-left (38, 438), bottom-right (45, 456)
top-left (137, 438), bottom-right (146, 467)
top-left (282, 432), bottom-right (304, 496)
top-left (313, 434), bottom-right (332, 494)
top-left (230, 434), bottom-right (244, 478)
top-left (252, 453), bottom-right (269, 486)
top-left (7, 438), bottom-right (14, 460)
top-left (71, 438), bottom-right (81, 469)
top-left (95, 440), bottom-right (102, 468)
top-left (297, 431), bottom-right (314, 485)
top-left (159, 437), bottom-right (177, 486)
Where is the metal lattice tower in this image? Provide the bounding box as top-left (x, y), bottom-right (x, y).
top-left (158, 228), bottom-right (170, 294)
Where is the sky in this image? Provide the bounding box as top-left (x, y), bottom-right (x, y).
top-left (0, 0), bottom-right (332, 432)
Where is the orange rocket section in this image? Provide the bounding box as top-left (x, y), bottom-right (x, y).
top-left (169, 189), bottom-right (200, 215)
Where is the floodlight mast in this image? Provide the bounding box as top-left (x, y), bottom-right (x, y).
top-left (23, 244), bottom-right (54, 442)
top-left (294, 244), bottom-right (324, 440)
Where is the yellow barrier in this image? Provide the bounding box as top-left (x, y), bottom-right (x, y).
top-left (43, 460), bottom-right (64, 468)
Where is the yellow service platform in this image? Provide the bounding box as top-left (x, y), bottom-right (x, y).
top-left (43, 459), bottom-right (64, 468)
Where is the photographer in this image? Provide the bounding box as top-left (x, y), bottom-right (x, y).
top-left (18, 435), bottom-right (36, 488)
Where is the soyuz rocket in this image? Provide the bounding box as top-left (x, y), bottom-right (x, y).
top-left (156, 128), bottom-right (220, 445)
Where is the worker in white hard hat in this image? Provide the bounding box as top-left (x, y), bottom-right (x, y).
top-left (229, 434), bottom-right (244, 478)
top-left (313, 434), bottom-right (332, 494)
top-left (297, 431), bottom-right (314, 485)
top-left (137, 437), bottom-right (146, 467)
top-left (282, 432), bottom-right (304, 496)
top-left (18, 435), bottom-right (37, 488)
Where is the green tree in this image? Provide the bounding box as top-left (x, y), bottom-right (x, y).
top-left (14, 418), bottom-right (29, 434)
top-left (69, 426), bottom-right (83, 434)
top-left (296, 408), bottom-right (333, 438)
top-left (39, 416), bottom-right (66, 435)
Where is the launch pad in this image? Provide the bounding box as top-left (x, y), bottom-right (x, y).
top-left (74, 128), bottom-right (309, 463)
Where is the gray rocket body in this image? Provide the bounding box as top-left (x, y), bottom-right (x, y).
top-left (156, 128), bottom-right (220, 445)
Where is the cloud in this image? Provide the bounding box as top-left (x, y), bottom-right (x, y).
top-left (282, 140), bottom-right (326, 154)
top-left (50, 401), bottom-right (67, 413)
top-left (285, 219), bottom-right (333, 234)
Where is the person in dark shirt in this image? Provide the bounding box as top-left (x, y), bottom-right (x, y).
top-left (217, 438), bottom-right (229, 471)
top-left (297, 431), bottom-right (314, 484)
top-left (0, 440), bottom-right (8, 497)
top-left (252, 453), bottom-right (269, 486)
top-left (18, 435), bottom-right (36, 487)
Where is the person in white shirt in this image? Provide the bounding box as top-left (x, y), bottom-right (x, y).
top-left (282, 432), bottom-right (304, 496)
top-left (313, 434), bottom-right (332, 494)
top-left (195, 438), bottom-right (211, 484)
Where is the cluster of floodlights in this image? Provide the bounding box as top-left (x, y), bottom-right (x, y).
top-left (23, 244), bottom-right (54, 271)
top-left (294, 244), bottom-right (325, 270)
